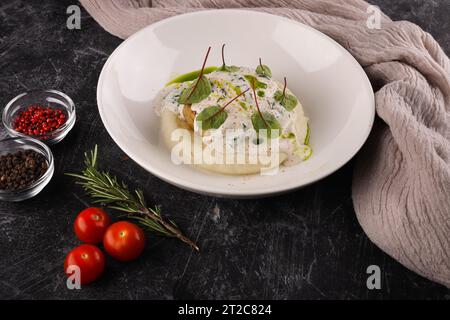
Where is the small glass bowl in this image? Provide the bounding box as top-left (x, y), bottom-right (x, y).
top-left (2, 90), bottom-right (76, 145)
top-left (0, 136), bottom-right (54, 202)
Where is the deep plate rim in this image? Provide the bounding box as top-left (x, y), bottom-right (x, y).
top-left (97, 9), bottom-right (375, 198)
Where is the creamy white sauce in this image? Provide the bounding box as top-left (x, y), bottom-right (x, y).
top-left (158, 66), bottom-right (311, 164)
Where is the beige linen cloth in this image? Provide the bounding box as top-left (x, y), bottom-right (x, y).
top-left (80, 0), bottom-right (450, 287)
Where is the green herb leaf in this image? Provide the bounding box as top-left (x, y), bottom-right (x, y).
top-left (244, 75), bottom-right (268, 90)
top-left (256, 64), bottom-right (271, 78)
top-left (256, 58), bottom-right (272, 78)
top-left (273, 90), bottom-right (283, 102)
top-left (282, 94), bottom-right (298, 111)
top-left (274, 77), bottom-right (298, 111)
top-left (219, 44), bottom-right (240, 73)
top-left (178, 77), bottom-right (212, 104)
top-left (198, 88), bottom-right (249, 129)
top-left (196, 105), bottom-right (228, 130)
top-left (278, 77), bottom-right (287, 100)
top-left (244, 75), bottom-right (256, 89)
top-left (178, 47), bottom-right (212, 104)
top-left (219, 64), bottom-right (240, 72)
top-left (251, 112), bottom-right (281, 139)
top-left (257, 90), bottom-right (265, 97)
top-left (274, 90), bottom-right (298, 111)
top-left (257, 81), bottom-right (267, 89)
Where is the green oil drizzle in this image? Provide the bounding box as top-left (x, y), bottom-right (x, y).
top-left (304, 125), bottom-right (310, 145)
top-left (303, 125), bottom-right (312, 160)
top-left (303, 146), bottom-right (313, 161)
top-left (166, 66), bottom-right (218, 86)
top-left (281, 132), bottom-right (296, 140)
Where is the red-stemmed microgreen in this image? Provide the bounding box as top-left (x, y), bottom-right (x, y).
top-left (218, 44), bottom-right (239, 72)
top-left (251, 78), bottom-right (268, 128)
top-left (196, 88), bottom-right (249, 131)
top-left (250, 78), bottom-right (281, 138)
top-left (256, 58), bottom-right (272, 78)
top-left (274, 76), bottom-right (298, 111)
top-left (222, 44), bottom-right (227, 66)
top-left (211, 88), bottom-right (250, 119)
top-left (178, 47), bottom-right (213, 104)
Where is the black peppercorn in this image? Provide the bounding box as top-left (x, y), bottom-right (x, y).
top-left (0, 150), bottom-right (48, 191)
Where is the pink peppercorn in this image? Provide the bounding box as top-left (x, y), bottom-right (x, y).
top-left (13, 104), bottom-right (67, 136)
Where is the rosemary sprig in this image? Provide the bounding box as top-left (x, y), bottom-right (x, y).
top-left (66, 145), bottom-right (199, 251)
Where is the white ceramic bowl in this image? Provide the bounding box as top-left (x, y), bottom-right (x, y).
top-left (97, 9), bottom-right (375, 198)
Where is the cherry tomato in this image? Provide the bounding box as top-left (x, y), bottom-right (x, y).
top-left (103, 221), bottom-right (145, 261)
top-left (74, 207), bottom-right (111, 244)
top-left (64, 244), bottom-right (105, 285)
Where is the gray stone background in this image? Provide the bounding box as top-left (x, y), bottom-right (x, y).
top-left (0, 0), bottom-right (449, 299)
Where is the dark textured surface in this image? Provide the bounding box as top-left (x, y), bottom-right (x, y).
top-left (0, 0), bottom-right (449, 300)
